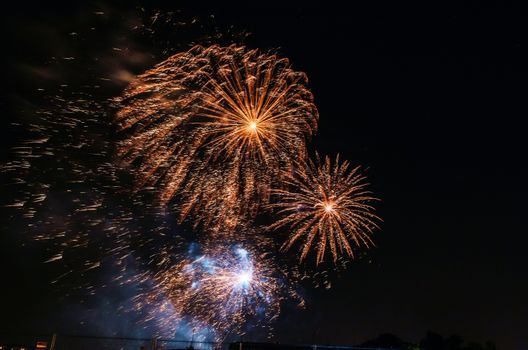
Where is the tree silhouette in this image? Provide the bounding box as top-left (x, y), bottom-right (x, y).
top-left (362, 330), bottom-right (498, 350)
top-left (361, 333), bottom-right (409, 349)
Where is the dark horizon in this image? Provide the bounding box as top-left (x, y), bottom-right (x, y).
top-left (1, 1), bottom-right (526, 350)
top-left (0, 331), bottom-right (501, 349)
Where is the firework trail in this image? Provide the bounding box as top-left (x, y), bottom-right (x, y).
top-left (115, 45), bottom-right (318, 230)
top-left (269, 154), bottom-right (380, 265)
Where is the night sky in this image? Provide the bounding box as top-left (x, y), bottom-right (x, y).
top-left (1, 1), bottom-right (527, 350)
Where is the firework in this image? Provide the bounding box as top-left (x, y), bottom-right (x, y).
top-left (269, 154), bottom-right (380, 265)
top-left (138, 242), bottom-right (298, 339)
top-left (116, 45), bottom-right (318, 229)
top-left (3, 10), bottom-right (383, 339)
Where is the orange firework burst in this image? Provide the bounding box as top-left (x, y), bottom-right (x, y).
top-left (270, 154), bottom-right (380, 265)
top-left (116, 45), bottom-right (318, 229)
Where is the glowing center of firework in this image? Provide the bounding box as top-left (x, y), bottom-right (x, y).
top-left (324, 202), bottom-right (335, 213)
top-left (237, 270), bottom-right (253, 286)
top-left (247, 120), bottom-right (258, 132)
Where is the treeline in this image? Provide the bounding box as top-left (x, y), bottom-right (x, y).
top-left (360, 331), bottom-right (498, 350)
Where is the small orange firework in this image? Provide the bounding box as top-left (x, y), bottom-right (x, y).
top-left (116, 45), bottom-right (318, 229)
top-left (270, 154), bottom-right (380, 265)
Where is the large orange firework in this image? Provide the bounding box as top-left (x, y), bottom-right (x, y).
top-left (116, 45), bottom-right (318, 229)
top-left (270, 154), bottom-right (380, 265)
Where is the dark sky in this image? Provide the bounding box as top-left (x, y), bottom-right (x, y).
top-left (1, 1), bottom-right (527, 350)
